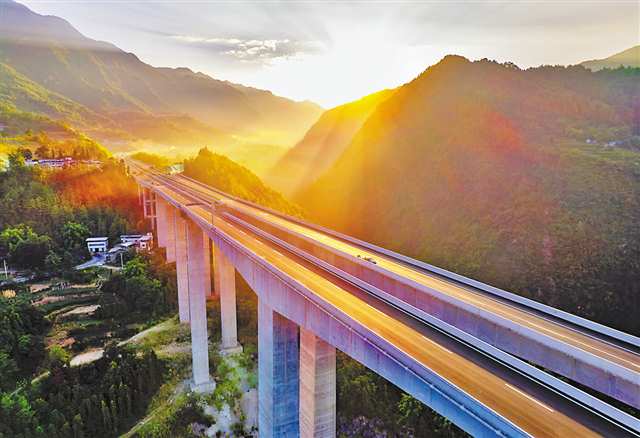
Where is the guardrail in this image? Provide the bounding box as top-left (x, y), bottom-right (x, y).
top-left (129, 161), bottom-right (640, 435)
top-left (171, 172), bottom-right (640, 351)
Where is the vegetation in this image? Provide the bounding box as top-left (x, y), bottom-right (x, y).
top-left (300, 58), bottom-right (640, 336)
top-left (99, 253), bottom-right (178, 321)
top-left (0, 344), bottom-right (164, 438)
top-left (0, 292), bottom-right (48, 391)
top-left (184, 147), bottom-right (304, 217)
top-left (337, 353), bottom-right (466, 437)
top-left (0, 154), bottom-right (143, 273)
top-left (130, 152), bottom-right (173, 169)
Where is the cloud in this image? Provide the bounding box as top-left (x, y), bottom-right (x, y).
top-left (170, 35), bottom-right (324, 64)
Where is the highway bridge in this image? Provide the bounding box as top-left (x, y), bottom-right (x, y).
top-left (126, 159), bottom-right (640, 437)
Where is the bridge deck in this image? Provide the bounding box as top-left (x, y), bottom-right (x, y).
top-left (168, 172), bottom-right (640, 376)
top-left (139, 173), bottom-right (629, 437)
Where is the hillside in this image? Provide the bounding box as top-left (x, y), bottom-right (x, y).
top-left (581, 45), bottom-right (640, 71)
top-left (299, 56), bottom-right (640, 335)
top-left (266, 89), bottom-right (395, 196)
top-left (0, 0), bottom-right (322, 148)
top-left (183, 148), bottom-right (304, 217)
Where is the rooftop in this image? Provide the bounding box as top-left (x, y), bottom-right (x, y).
top-left (86, 237), bottom-right (109, 242)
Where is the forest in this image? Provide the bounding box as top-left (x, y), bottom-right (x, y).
top-left (0, 152), bottom-right (143, 273)
top-left (0, 345), bottom-right (164, 438)
top-left (299, 61), bottom-right (640, 336)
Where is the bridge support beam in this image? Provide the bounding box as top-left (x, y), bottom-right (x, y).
top-left (174, 211), bottom-right (190, 323)
top-left (259, 300), bottom-right (300, 437)
top-left (156, 198), bottom-right (169, 249)
top-left (165, 204), bottom-right (176, 263)
top-left (300, 328), bottom-right (336, 438)
top-left (186, 219), bottom-right (215, 393)
top-left (216, 245), bottom-right (242, 354)
top-left (142, 188), bottom-right (150, 217)
top-left (203, 236), bottom-right (212, 298)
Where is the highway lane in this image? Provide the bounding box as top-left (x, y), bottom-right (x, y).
top-left (160, 170), bottom-right (640, 378)
top-left (149, 178), bottom-right (623, 437)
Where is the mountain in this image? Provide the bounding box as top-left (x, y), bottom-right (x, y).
top-left (581, 45), bottom-right (640, 71)
top-left (183, 147), bottom-right (303, 217)
top-left (0, 0), bottom-right (322, 148)
top-left (298, 55), bottom-right (640, 335)
top-left (266, 89), bottom-right (394, 196)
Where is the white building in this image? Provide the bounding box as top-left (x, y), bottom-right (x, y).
top-left (86, 237), bottom-right (108, 253)
top-left (119, 233), bottom-right (153, 251)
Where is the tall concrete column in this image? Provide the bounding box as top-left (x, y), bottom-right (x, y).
top-left (212, 244), bottom-right (221, 298)
top-left (174, 211), bottom-right (190, 323)
top-left (156, 198), bottom-right (169, 249)
top-left (203, 236), bottom-right (212, 298)
top-left (216, 246), bottom-right (241, 354)
top-left (259, 301), bottom-right (300, 437)
top-left (300, 328), bottom-right (336, 438)
top-left (186, 219), bottom-right (215, 393)
top-left (142, 188), bottom-right (149, 217)
top-left (165, 204), bottom-right (176, 263)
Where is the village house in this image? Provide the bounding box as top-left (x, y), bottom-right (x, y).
top-left (86, 237), bottom-right (108, 254)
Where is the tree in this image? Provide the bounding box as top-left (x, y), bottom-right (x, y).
top-left (0, 225), bottom-right (52, 269)
top-left (17, 148), bottom-right (32, 161)
top-left (0, 350), bottom-right (19, 391)
top-left (35, 145), bottom-right (50, 160)
top-left (72, 414), bottom-right (84, 438)
top-left (7, 151), bottom-right (25, 170)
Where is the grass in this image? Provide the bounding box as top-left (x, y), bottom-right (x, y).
top-left (40, 294), bottom-right (99, 314)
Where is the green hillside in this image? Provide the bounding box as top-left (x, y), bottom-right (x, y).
top-left (266, 89), bottom-right (395, 196)
top-left (0, 0), bottom-right (322, 149)
top-left (299, 56), bottom-right (640, 335)
top-left (581, 45), bottom-right (640, 71)
top-left (183, 148), bottom-right (304, 217)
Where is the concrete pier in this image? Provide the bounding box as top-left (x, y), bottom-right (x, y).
top-left (203, 236), bottom-right (212, 298)
top-left (186, 219), bottom-right (215, 393)
top-left (174, 210), bottom-right (190, 323)
top-left (300, 328), bottom-right (336, 438)
top-left (156, 198), bottom-right (169, 249)
top-left (142, 188), bottom-right (149, 217)
top-left (216, 246), bottom-right (242, 354)
top-left (165, 203), bottom-right (176, 263)
top-left (259, 301), bottom-right (300, 437)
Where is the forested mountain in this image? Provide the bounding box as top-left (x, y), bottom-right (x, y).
top-left (266, 89), bottom-right (394, 196)
top-left (184, 148), bottom-right (303, 217)
top-left (582, 45), bottom-right (640, 71)
top-left (0, 0), bottom-right (322, 148)
top-left (298, 55), bottom-right (640, 334)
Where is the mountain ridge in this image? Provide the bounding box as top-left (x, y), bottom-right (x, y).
top-left (265, 88), bottom-right (394, 196)
top-left (296, 55), bottom-right (640, 334)
top-left (0, 0), bottom-right (322, 148)
top-left (581, 45), bottom-right (640, 71)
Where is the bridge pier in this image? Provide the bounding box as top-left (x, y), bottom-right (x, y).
top-left (142, 187), bottom-right (151, 217)
top-left (174, 210), bottom-right (191, 323)
top-left (259, 300), bottom-right (300, 437)
top-left (164, 203), bottom-right (176, 263)
top-left (203, 236), bottom-right (212, 298)
top-left (215, 245), bottom-right (242, 354)
top-left (156, 198), bottom-right (169, 249)
top-left (300, 328), bottom-right (336, 438)
top-left (186, 219), bottom-right (215, 393)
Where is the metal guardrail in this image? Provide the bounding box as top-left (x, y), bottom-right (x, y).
top-left (172, 172), bottom-right (640, 351)
top-left (129, 161), bottom-right (640, 435)
top-left (223, 211), bottom-right (640, 436)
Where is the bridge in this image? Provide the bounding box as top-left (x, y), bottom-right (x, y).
top-left (126, 159), bottom-right (640, 437)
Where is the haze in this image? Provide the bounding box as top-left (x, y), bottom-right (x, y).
top-left (21, 0), bottom-right (639, 107)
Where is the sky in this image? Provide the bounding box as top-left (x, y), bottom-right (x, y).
top-left (21, 0), bottom-right (640, 108)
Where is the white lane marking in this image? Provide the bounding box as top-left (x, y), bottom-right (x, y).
top-left (505, 384), bottom-right (554, 412)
